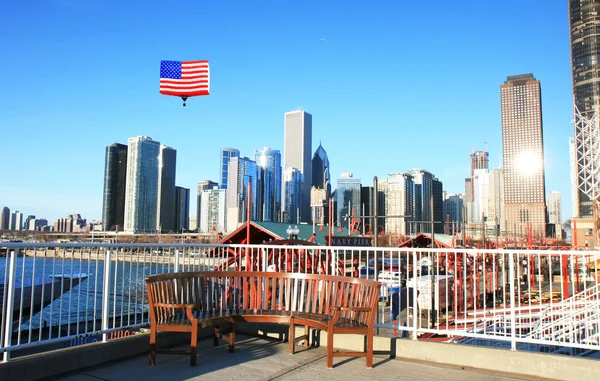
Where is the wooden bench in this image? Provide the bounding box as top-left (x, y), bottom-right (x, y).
top-left (146, 271), bottom-right (381, 368)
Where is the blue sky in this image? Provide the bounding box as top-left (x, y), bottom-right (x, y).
top-left (0, 1), bottom-right (574, 224)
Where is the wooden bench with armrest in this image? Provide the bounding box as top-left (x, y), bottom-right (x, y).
top-left (145, 271), bottom-right (381, 368)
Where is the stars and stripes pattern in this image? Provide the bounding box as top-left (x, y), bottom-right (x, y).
top-left (159, 60), bottom-right (210, 97)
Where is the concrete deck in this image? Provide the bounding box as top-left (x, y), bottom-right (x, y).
top-left (47, 335), bottom-right (542, 381)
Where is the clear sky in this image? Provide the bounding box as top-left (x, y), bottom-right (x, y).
top-left (0, 1), bottom-right (574, 225)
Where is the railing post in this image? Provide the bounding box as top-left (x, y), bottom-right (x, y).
top-left (508, 252), bottom-right (517, 351)
top-left (2, 249), bottom-right (18, 362)
top-left (102, 249), bottom-right (112, 343)
top-left (174, 249), bottom-right (180, 273)
top-left (412, 249), bottom-right (418, 340)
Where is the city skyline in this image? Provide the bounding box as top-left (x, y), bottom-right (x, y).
top-left (1, 2), bottom-right (573, 224)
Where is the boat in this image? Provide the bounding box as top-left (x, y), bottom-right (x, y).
top-left (1, 273), bottom-right (88, 327)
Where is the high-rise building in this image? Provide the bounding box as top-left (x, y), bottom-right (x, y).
top-left (312, 143), bottom-right (331, 193)
top-left (547, 191), bottom-right (563, 240)
top-left (1, 207), bottom-right (10, 230)
top-left (175, 186), bottom-right (190, 232)
top-left (283, 110), bottom-right (312, 222)
top-left (569, 2), bottom-right (600, 247)
top-left (24, 215), bottom-right (35, 231)
top-left (336, 173), bottom-right (361, 227)
top-left (443, 193), bottom-right (463, 233)
top-left (123, 136), bottom-right (161, 233)
top-left (471, 151), bottom-right (489, 224)
top-left (9, 211), bottom-right (23, 231)
top-left (220, 147), bottom-right (240, 190)
top-left (487, 168), bottom-right (505, 235)
top-left (254, 147), bottom-right (282, 222)
top-left (407, 169), bottom-right (443, 233)
top-left (196, 180), bottom-right (218, 230)
top-left (226, 156), bottom-right (258, 231)
top-left (501, 74), bottom-right (547, 238)
top-left (102, 143), bottom-right (128, 231)
top-left (199, 186), bottom-right (227, 233)
top-left (282, 167), bottom-right (303, 224)
top-left (157, 145), bottom-right (177, 232)
top-left (385, 173), bottom-right (414, 235)
top-left (310, 143), bottom-right (331, 228)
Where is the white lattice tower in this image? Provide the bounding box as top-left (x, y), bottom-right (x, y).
top-left (574, 106), bottom-right (600, 205)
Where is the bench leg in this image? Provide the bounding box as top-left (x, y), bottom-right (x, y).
top-left (327, 330), bottom-right (334, 368)
top-left (289, 318), bottom-right (295, 354)
top-left (303, 325), bottom-right (309, 348)
top-left (149, 327), bottom-right (157, 366)
top-left (366, 332), bottom-right (373, 369)
top-left (191, 326), bottom-right (198, 367)
top-left (213, 326), bottom-right (220, 346)
top-left (229, 322), bottom-right (236, 353)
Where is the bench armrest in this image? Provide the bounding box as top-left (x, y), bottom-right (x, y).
top-left (333, 306), bottom-right (372, 312)
top-left (330, 306), bottom-right (373, 325)
top-left (152, 303), bottom-right (197, 323)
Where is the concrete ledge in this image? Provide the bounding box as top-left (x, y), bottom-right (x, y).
top-left (0, 329), bottom-right (213, 381)
top-left (1, 323), bottom-right (598, 381)
top-left (245, 323), bottom-right (599, 381)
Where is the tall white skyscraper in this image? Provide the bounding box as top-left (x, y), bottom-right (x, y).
top-left (471, 151), bottom-right (489, 224)
top-left (124, 136), bottom-right (161, 233)
top-left (200, 186), bottom-right (226, 233)
top-left (283, 110), bottom-right (312, 222)
top-left (386, 173), bottom-right (414, 235)
top-left (487, 168), bottom-right (505, 235)
top-left (547, 191), bottom-right (562, 240)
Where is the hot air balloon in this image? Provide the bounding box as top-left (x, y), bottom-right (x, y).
top-left (159, 60), bottom-right (210, 106)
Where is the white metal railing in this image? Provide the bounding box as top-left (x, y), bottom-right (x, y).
top-left (0, 242), bottom-right (599, 362)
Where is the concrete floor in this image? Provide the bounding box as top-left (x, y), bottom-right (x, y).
top-left (46, 335), bottom-right (545, 381)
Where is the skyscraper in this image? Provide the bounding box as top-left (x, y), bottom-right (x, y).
top-left (1, 207), bottom-right (10, 230)
top-left (157, 145), bottom-right (177, 232)
top-left (254, 147), bottom-right (282, 222)
top-left (123, 136), bottom-right (161, 233)
top-left (282, 167), bottom-right (303, 224)
top-left (443, 193), bottom-right (463, 233)
top-left (311, 143), bottom-right (331, 227)
top-left (175, 186), bottom-right (190, 232)
top-left (220, 147), bottom-right (240, 189)
top-left (547, 191), bottom-right (562, 240)
top-left (102, 143), bottom-right (128, 231)
top-left (569, 2), bottom-right (600, 247)
top-left (501, 74), bottom-right (547, 238)
top-left (226, 156), bottom-right (258, 231)
top-left (471, 150), bottom-right (489, 224)
top-left (406, 169), bottom-right (443, 233)
top-left (336, 173), bottom-right (361, 227)
top-left (487, 168), bottom-right (505, 235)
top-left (283, 110), bottom-right (312, 222)
top-left (386, 173), bottom-right (414, 235)
top-left (196, 180), bottom-right (218, 230)
top-left (199, 186), bottom-right (226, 233)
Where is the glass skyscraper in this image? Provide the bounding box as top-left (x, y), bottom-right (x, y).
top-left (336, 173), bottom-right (361, 226)
top-left (569, 1), bottom-right (600, 222)
top-left (220, 147), bottom-right (240, 190)
top-left (254, 147), bottom-right (282, 222)
top-left (227, 156), bottom-right (258, 227)
top-left (124, 136), bottom-right (161, 233)
top-left (157, 145), bottom-right (177, 232)
top-left (407, 169), bottom-right (443, 233)
top-left (175, 186), bottom-right (190, 232)
top-left (102, 143), bottom-right (128, 231)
